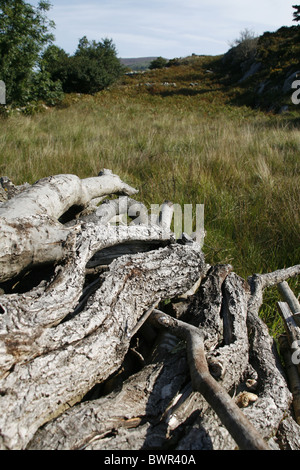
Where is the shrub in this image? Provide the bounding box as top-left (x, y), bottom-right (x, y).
top-left (28, 68), bottom-right (64, 106)
top-left (43, 37), bottom-right (123, 95)
top-left (149, 57), bottom-right (168, 70)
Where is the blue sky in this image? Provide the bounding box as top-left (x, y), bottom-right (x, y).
top-left (33, 0), bottom-right (296, 58)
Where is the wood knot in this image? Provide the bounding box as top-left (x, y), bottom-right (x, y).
top-left (207, 357), bottom-right (226, 379)
top-left (235, 392), bottom-right (258, 408)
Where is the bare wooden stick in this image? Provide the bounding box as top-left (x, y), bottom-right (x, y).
top-left (150, 309), bottom-right (270, 450)
top-left (277, 301), bottom-right (300, 377)
top-left (0, 170), bottom-right (138, 221)
top-left (279, 335), bottom-right (300, 425)
top-left (128, 302), bottom-right (160, 339)
top-left (278, 281), bottom-right (300, 327)
top-left (248, 265), bottom-right (300, 304)
top-left (259, 265), bottom-right (300, 289)
top-left (277, 302), bottom-right (300, 345)
top-left (247, 265), bottom-right (300, 333)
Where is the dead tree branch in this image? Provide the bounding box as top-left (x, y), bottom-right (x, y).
top-left (150, 309), bottom-right (270, 450)
top-left (0, 172), bottom-right (299, 451)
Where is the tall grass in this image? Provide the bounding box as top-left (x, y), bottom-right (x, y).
top-left (0, 79), bottom-right (299, 335)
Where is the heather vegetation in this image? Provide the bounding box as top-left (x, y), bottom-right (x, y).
top-left (0, 3), bottom-right (299, 335)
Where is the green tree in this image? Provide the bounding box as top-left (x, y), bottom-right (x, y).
top-left (28, 66), bottom-right (63, 106)
top-left (149, 56), bottom-right (168, 70)
top-left (41, 44), bottom-right (70, 84)
top-left (0, 0), bottom-right (56, 104)
top-left (55, 36), bottom-right (123, 94)
top-left (293, 5), bottom-right (300, 22)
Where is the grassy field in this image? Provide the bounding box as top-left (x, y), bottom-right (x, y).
top-left (0, 56), bottom-right (299, 336)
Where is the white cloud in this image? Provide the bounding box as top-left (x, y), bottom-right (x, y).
top-left (36, 0), bottom-right (295, 57)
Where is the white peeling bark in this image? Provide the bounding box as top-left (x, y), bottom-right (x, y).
top-left (0, 171), bottom-right (138, 282)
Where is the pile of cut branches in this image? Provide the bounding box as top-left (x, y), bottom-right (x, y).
top-left (0, 171), bottom-right (299, 450)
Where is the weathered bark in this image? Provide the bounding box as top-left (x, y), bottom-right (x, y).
top-left (0, 172), bottom-right (300, 451)
top-left (150, 309), bottom-right (269, 450)
top-left (26, 263), bottom-right (300, 452)
top-left (26, 352), bottom-right (189, 450)
top-left (278, 281), bottom-right (300, 324)
top-left (0, 224), bottom-right (176, 378)
top-left (0, 242), bottom-right (206, 450)
top-left (0, 170), bottom-right (138, 282)
top-left (279, 335), bottom-right (300, 425)
top-left (276, 416), bottom-right (300, 450)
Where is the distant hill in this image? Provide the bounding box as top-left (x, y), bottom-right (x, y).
top-left (120, 57), bottom-right (158, 71)
top-left (119, 26), bottom-right (300, 114)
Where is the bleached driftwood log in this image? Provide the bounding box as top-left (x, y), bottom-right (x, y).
top-left (0, 172), bottom-right (300, 451)
top-left (0, 170), bottom-right (138, 282)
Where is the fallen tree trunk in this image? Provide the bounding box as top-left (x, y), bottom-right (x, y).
top-left (0, 172), bottom-right (300, 451)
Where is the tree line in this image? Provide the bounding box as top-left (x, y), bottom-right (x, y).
top-left (1, 1), bottom-right (299, 107)
top-left (0, 0), bottom-right (123, 106)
